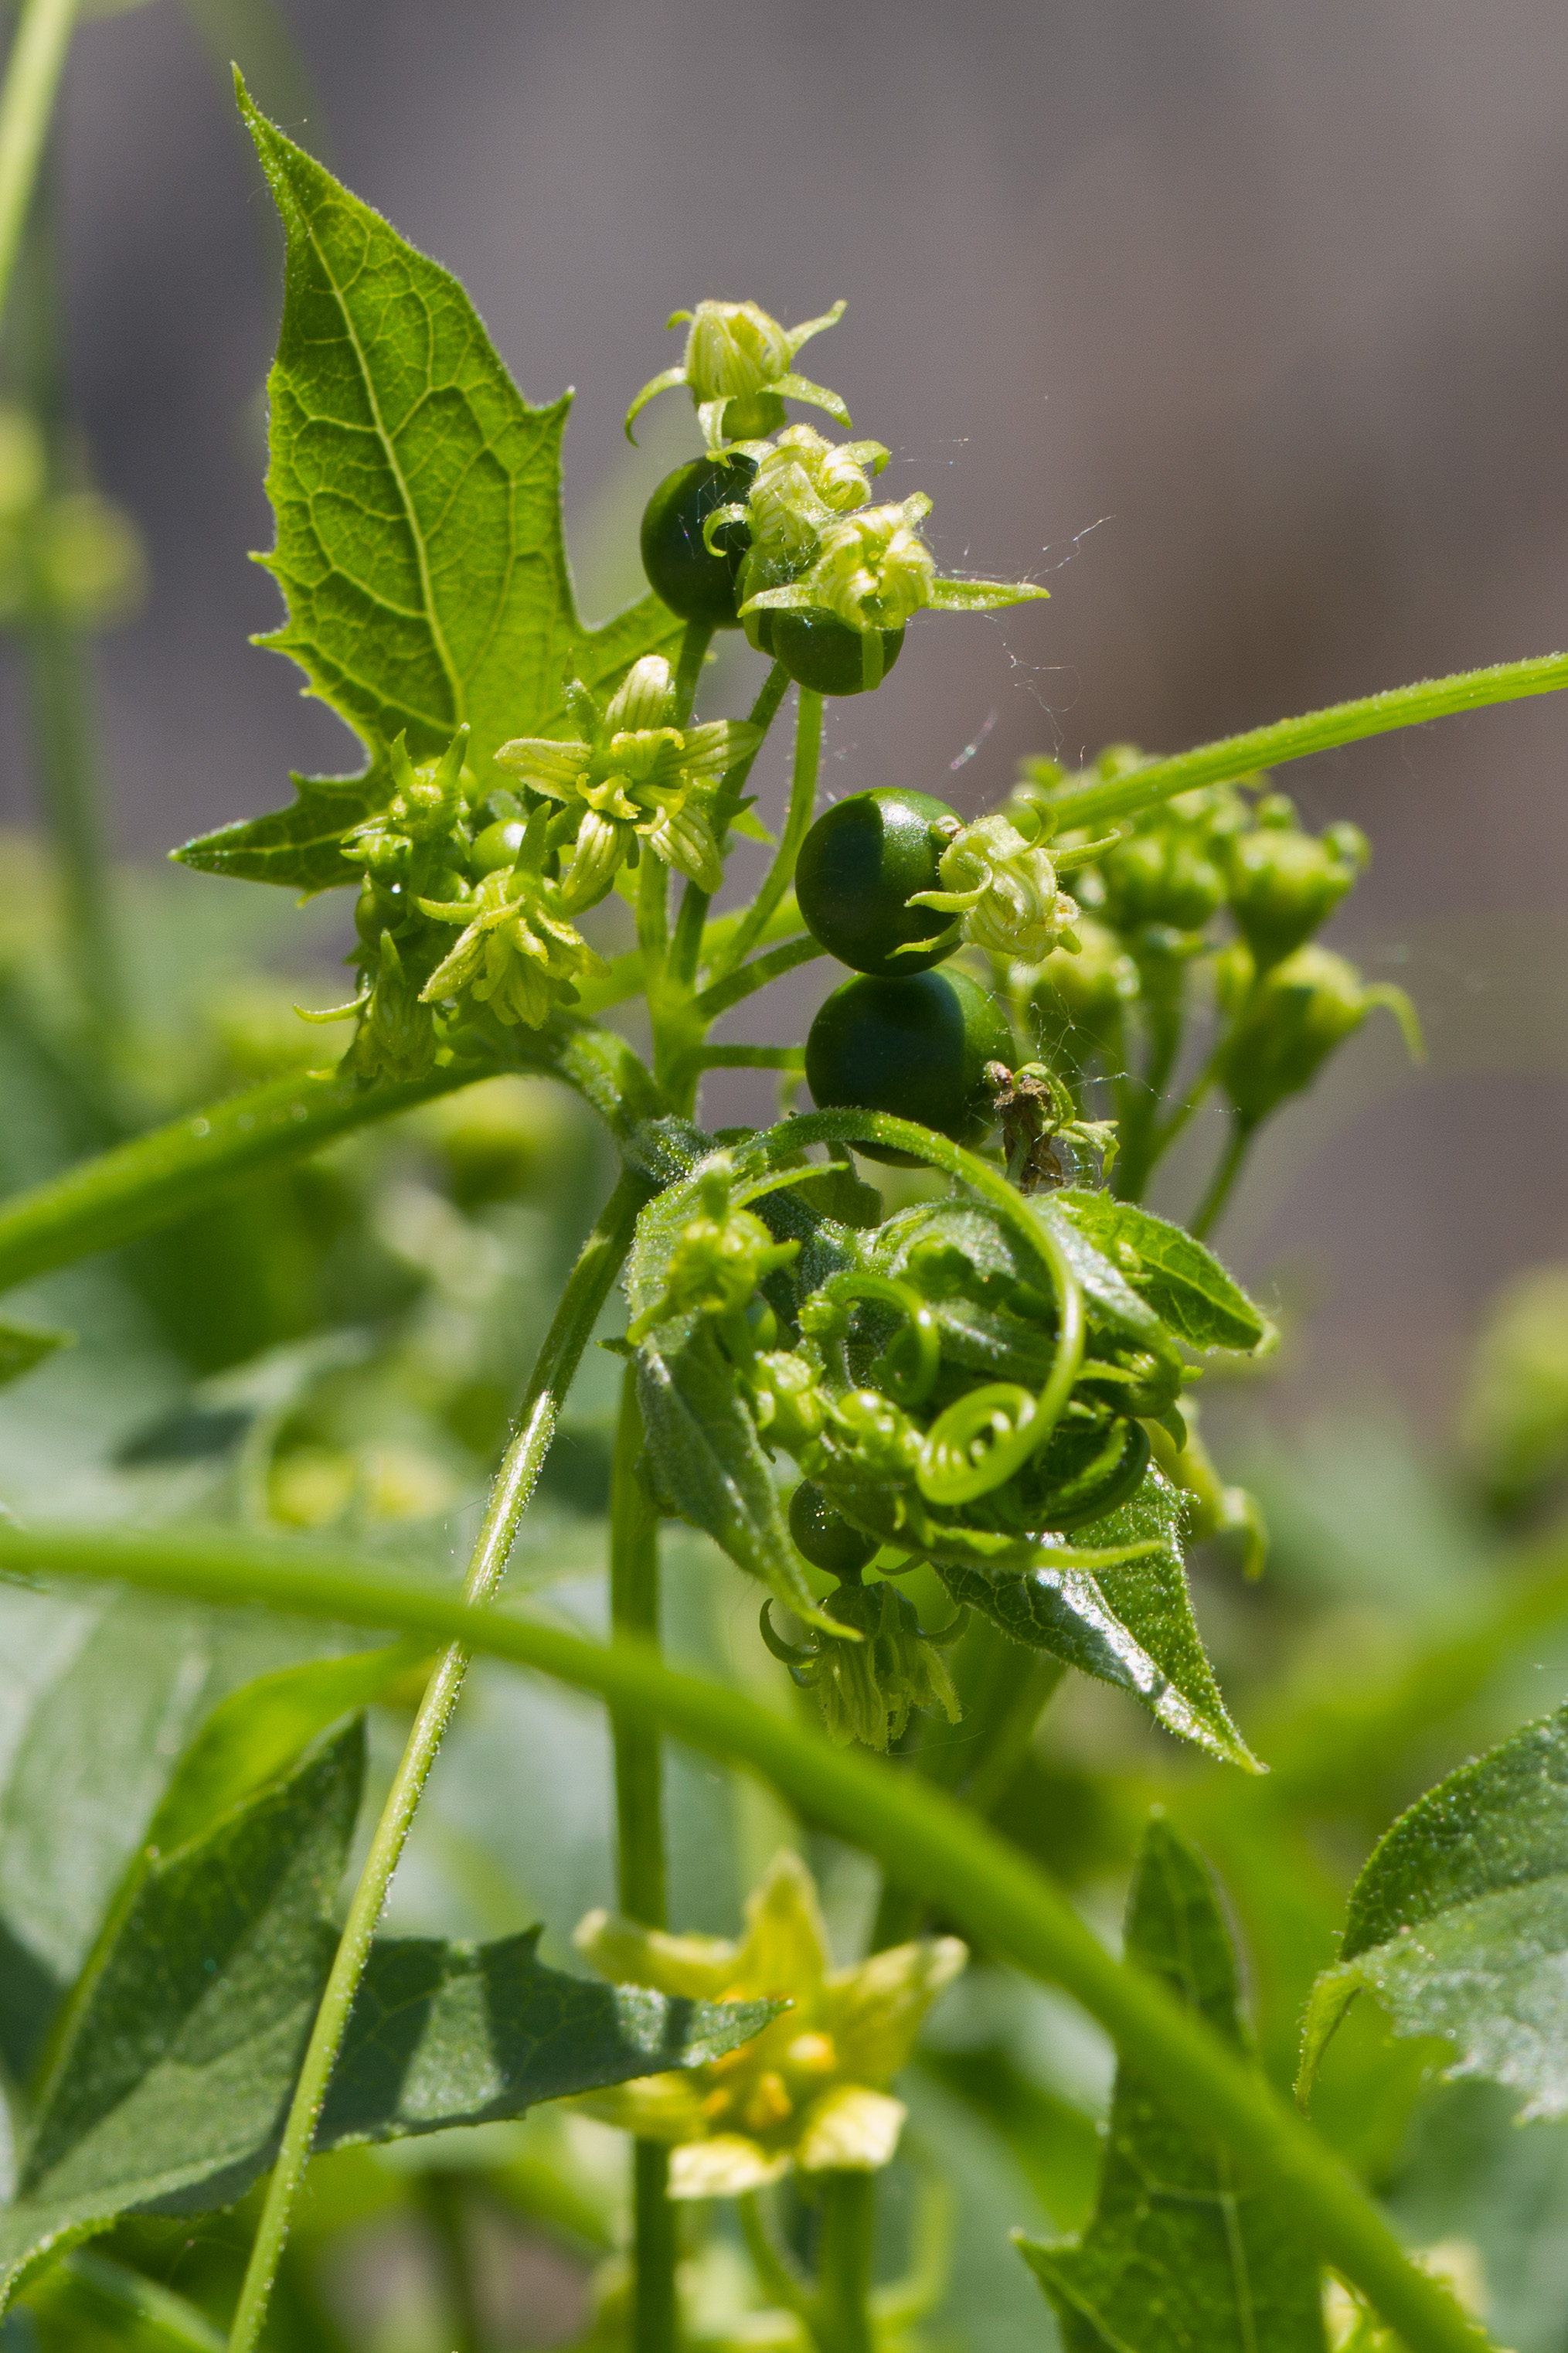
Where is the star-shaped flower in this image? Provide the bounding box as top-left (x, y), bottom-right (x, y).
top-left (572, 1851), bottom-right (965, 2200)
top-left (495, 656), bottom-right (760, 909)
top-left (742, 498), bottom-right (1049, 637)
top-left (625, 298), bottom-right (851, 454)
top-left (415, 805), bottom-right (607, 1030)
top-left (903, 809), bottom-right (1089, 964)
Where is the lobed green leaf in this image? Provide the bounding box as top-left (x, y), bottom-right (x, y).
top-left (1019, 1817), bottom-right (1324, 2351)
top-left (173, 83), bottom-right (679, 894)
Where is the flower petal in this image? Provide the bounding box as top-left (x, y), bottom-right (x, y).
top-left (668, 2135), bottom-right (791, 2201)
top-left (825, 1936), bottom-right (967, 2083)
top-left (679, 720), bottom-right (762, 781)
top-left (608, 656), bottom-right (675, 734)
top-left (493, 737), bottom-right (590, 792)
top-left (733, 1851), bottom-right (830, 2001)
top-left (575, 1907), bottom-right (740, 2000)
top-left (795, 2085), bottom-right (906, 2174)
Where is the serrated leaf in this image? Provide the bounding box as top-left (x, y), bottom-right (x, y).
top-left (0, 1724), bottom-right (773, 2307)
top-left (1055, 1190), bottom-right (1270, 1354)
top-left (1018, 1817), bottom-right (1324, 2352)
top-left (0, 1321), bottom-right (70, 1388)
top-left (174, 83), bottom-right (679, 894)
top-left (29, 1644), bottom-right (422, 2106)
top-left (0, 1595), bottom-right (350, 2089)
top-left (934, 1470), bottom-right (1260, 1772)
top-left (1300, 1703), bottom-right (1568, 2118)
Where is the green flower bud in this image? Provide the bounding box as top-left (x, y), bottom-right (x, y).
top-left (1226, 818), bottom-right (1369, 967)
top-left (1216, 943), bottom-right (1421, 1127)
top-left (343, 931), bottom-right (437, 1085)
top-left (751, 1350), bottom-right (828, 1452)
top-left (629, 1171), bottom-right (798, 1342)
top-left (1462, 1264), bottom-right (1568, 1515)
top-left (1099, 825), bottom-right (1225, 937)
top-left (762, 1580), bottom-right (961, 1751)
top-left (625, 298), bottom-right (851, 454)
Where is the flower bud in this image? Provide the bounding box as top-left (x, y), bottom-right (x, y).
top-left (1216, 943), bottom-right (1420, 1127)
top-left (1225, 819), bottom-right (1368, 968)
top-left (1022, 915), bottom-right (1138, 1064)
top-left (344, 931), bottom-right (437, 1084)
top-left (766, 1580), bottom-right (961, 1750)
top-left (1099, 825), bottom-right (1225, 936)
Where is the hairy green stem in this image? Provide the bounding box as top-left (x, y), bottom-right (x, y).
top-left (1190, 1119), bottom-right (1252, 1240)
top-left (610, 1361), bottom-right (675, 2353)
top-left (1043, 652), bottom-right (1568, 833)
top-left (813, 2170), bottom-right (875, 2353)
top-left (223, 1170), bottom-right (648, 2353)
top-left (669, 660), bottom-right (791, 990)
top-left (0, 1019), bottom-right (658, 1298)
top-left (693, 934), bottom-right (824, 1025)
top-left (0, 0), bottom-right (76, 333)
top-left (0, 1530), bottom-right (1488, 2353)
top-left (670, 618), bottom-right (713, 729)
top-left (715, 686), bottom-right (821, 979)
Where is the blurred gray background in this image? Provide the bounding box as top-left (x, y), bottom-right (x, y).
top-left (4, 0), bottom-right (1567, 1426)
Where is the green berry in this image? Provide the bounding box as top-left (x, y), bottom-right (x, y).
top-left (789, 1481), bottom-right (878, 1580)
top-left (795, 788), bottom-right (961, 977)
top-left (767, 610), bottom-right (904, 696)
top-left (471, 819), bottom-right (526, 874)
top-left (640, 454), bottom-right (756, 629)
top-left (805, 969), bottom-right (1013, 1165)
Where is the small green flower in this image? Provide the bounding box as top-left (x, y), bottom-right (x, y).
top-left (760, 1580), bottom-right (962, 1751)
top-left (742, 497), bottom-right (1048, 636)
top-left (496, 656), bottom-right (760, 907)
top-left (711, 424), bottom-right (891, 581)
top-left (341, 727), bottom-right (471, 879)
top-left (573, 1851), bottom-right (964, 2198)
top-left (904, 810), bottom-right (1083, 963)
top-left (626, 299), bottom-right (850, 453)
top-left (342, 931), bottom-right (438, 1083)
top-left (415, 814), bottom-right (607, 1030)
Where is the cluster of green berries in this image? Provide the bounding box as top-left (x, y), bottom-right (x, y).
top-left (633, 299), bottom-right (1047, 697)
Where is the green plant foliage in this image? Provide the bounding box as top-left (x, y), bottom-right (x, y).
top-left (937, 1469), bottom-right (1260, 1771)
top-left (0, 1722), bottom-right (773, 2308)
top-left (19, 2248), bottom-right (224, 2351)
top-left (1301, 1704), bottom-right (1568, 2120)
top-left (1053, 1190), bottom-right (1271, 1354)
top-left (0, 1320), bottom-right (69, 1386)
top-left (172, 82), bottom-right (679, 895)
top-left (1018, 1817), bottom-right (1324, 2351)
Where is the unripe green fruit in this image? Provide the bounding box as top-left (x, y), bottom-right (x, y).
top-left (789, 1481), bottom-right (878, 1580)
top-left (762, 609), bottom-right (905, 696)
top-left (354, 877), bottom-right (409, 946)
top-left (805, 968), bottom-right (1013, 1166)
top-left (640, 455), bottom-right (756, 629)
top-left (471, 819), bottom-right (526, 874)
top-left (795, 788), bottom-right (961, 977)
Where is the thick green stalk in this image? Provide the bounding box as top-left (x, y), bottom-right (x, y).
top-left (610, 1364), bottom-right (676, 2353)
top-left (0, 1527), bottom-right (1489, 2353)
top-left (812, 2171), bottom-right (874, 2353)
top-left (0, 1018), bottom-right (658, 1299)
top-left (0, 1063), bottom-right (479, 1295)
top-left (0, 0), bottom-right (76, 332)
top-left (1043, 652), bottom-right (1568, 832)
top-left (223, 1170), bottom-right (648, 2353)
top-left (713, 687), bottom-right (821, 979)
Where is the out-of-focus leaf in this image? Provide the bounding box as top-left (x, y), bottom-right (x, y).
top-left (1300, 1703), bottom-right (1568, 2119)
top-left (919, 2046), bottom-right (1100, 2235)
top-left (1054, 1190), bottom-right (1271, 1354)
top-left (19, 2248), bottom-right (223, 2350)
top-left (0, 1325), bottom-right (70, 1390)
top-left (174, 86), bottom-right (676, 893)
top-left (937, 1471), bottom-right (1260, 1772)
top-left (0, 1723), bottom-right (774, 2307)
top-left (1018, 1817), bottom-right (1324, 2350)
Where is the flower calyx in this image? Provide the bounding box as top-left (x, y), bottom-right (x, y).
top-left (761, 1579), bottom-right (963, 1751)
top-left (626, 298), bottom-right (851, 453)
top-left (496, 655), bottom-right (760, 907)
top-left (572, 1850), bottom-right (965, 2196)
